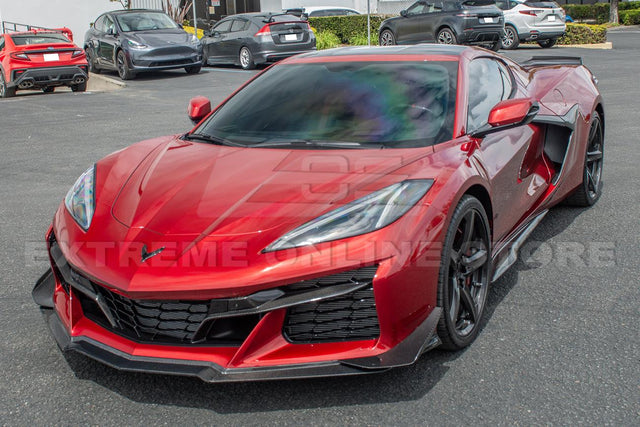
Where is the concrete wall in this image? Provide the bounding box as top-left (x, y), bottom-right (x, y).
top-left (0, 0), bottom-right (122, 45)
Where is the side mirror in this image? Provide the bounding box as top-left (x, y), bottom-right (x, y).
top-left (203, 30), bottom-right (212, 37)
top-left (471, 98), bottom-right (539, 138)
top-left (188, 96), bottom-right (212, 124)
top-left (106, 27), bottom-right (116, 36)
top-left (400, 9), bottom-right (408, 17)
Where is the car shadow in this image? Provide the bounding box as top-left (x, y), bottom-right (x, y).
top-left (60, 204), bottom-right (589, 413)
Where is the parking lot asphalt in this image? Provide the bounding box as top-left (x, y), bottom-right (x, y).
top-left (1, 32), bottom-right (638, 426)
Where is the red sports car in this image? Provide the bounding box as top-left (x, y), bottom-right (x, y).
top-left (0, 28), bottom-right (88, 98)
top-left (33, 45), bottom-right (604, 382)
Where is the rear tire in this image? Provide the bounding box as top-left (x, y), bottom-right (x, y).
top-left (437, 28), bottom-right (457, 45)
top-left (239, 47), bottom-right (255, 70)
top-left (42, 86), bottom-right (55, 93)
top-left (379, 29), bottom-right (396, 46)
top-left (565, 111), bottom-right (604, 207)
top-left (0, 71), bottom-right (16, 98)
top-left (487, 39), bottom-right (501, 51)
top-left (116, 50), bottom-right (135, 80)
top-left (537, 38), bottom-right (557, 48)
top-left (71, 82), bottom-right (87, 92)
top-left (501, 25), bottom-right (519, 50)
top-left (437, 195), bottom-right (491, 350)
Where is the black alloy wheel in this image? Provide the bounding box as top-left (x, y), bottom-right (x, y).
top-left (566, 111), bottom-right (604, 206)
top-left (116, 50), bottom-right (135, 80)
top-left (379, 29), bottom-right (396, 46)
top-left (437, 28), bottom-right (457, 45)
top-left (437, 195), bottom-right (491, 350)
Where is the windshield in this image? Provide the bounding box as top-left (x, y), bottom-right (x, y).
top-left (11, 34), bottom-right (70, 45)
top-left (116, 12), bottom-right (179, 32)
top-left (195, 61), bottom-right (458, 149)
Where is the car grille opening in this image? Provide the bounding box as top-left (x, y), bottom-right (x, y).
top-left (283, 266), bottom-right (380, 343)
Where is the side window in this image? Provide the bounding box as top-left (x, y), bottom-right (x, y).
top-left (94, 16), bottom-right (105, 32)
top-left (443, 1), bottom-right (457, 11)
top-left (433, 1), bottom-right (444, 12)
top-left (0, 36), bottom-right (5, 52)
top-left (213, 19), bottom-right (232, 33)
top-left (230, 19), bottom-right (246, 32)
top-left (510, 1), bottom-right (519, 8)
top-left (406, 1), bottom-right (427, 15)
top-left (104, 16), bottom-right (115, 33)
top-left (467, 58), bottom-right (511, 132)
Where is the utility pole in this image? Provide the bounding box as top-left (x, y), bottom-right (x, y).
top-left (192, 0), bottom-right (198, 37)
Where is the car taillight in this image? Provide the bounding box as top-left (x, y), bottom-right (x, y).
top-left (10, 52), bottom-right (30, 60)
top-left (519, 9), bottom-right (542, 16)
top-left (72, 49), bottom-right (85, 58)
top-left (255, 24), bottom-right (271, 36)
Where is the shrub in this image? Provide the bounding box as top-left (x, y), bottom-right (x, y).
top-left (620, 9), bottom-right (640, 25)
top-left (558, 23), bottom-right (607, 45)
top-left (309, 15), bottom-right (389, 44)
top-left (620, 1), bottom-right (640, 11)
top-left (563, 3), bottom-right (610, 24)
top-left (348, 32), bottom-right (378, 46)
top-left (315, 30), bottom-right (341, 50)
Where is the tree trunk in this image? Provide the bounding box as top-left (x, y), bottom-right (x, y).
top-left (610, 0), bottom-right (619, 24)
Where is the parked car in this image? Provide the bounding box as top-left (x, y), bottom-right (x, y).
top-left (84, 9), bottom-right (203, 80)
top-left (202, 13), bottom-right (315, 70)
top-left (496, 0), bottom-right (566, 49)
top-left (285, 6), bottom-right (361, 18)
top-left (34, 44), bottom-right (605, 382)
top-left (379, 0), bottom-right (504, 51)
top-left (0, 29), bottom-right (88, 98)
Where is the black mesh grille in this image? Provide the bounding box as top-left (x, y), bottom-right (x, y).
top-left (283, 266), bottom-right (380, 343)
top-left (87, 287), bottom-right (210, 343)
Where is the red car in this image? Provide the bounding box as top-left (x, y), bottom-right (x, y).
top-left (33, 45), bottom-right (604, 382)
top-left (0, 28), bottom-right (88, 98)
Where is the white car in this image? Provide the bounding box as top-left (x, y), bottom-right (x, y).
top-left (496, 0), bottom-right (566, 49)
top-left (285, 6), bottom-right (361, 19)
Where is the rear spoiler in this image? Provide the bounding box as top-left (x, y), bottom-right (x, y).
top-left (520, 56), bottom-right (583, 67)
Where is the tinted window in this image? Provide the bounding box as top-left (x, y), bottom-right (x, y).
top-left (196, 61), bottom-right (458, 148)
top-left (524, 0), bottom-right (558, 8)
top-left (213, 19), bottom-right (232, 32)
top-left (406, 1), bottom-right (428, 15)
top-left (467, 58), bottom-right (512, 132)
top-left (104, 16), bottom-right (116, 33)
top-left (0, 36), bottom-right (4, 51)
top-left (116, 12), bottom-right (178, 32)
top-left (230, 19), bottom-right (248, 32)
top-left (10, 34), bottom-right (70, 45)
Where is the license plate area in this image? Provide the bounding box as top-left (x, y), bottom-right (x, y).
top-left (43, 53), bottom-right (60, 62)
top-left (281, 33), bottom-right (299, 42)
top-left (482, 17), bottom-right (494, 23)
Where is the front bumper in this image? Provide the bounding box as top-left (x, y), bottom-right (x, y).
top-left (9, 65), bottom-right (88, 89)
top-left (127, 47), bottom-right (203, 71)
top-left (35, 268), bottom-right (442, 382)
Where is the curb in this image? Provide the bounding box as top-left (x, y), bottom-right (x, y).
top-left (87, 73), bottom-right (126, 91)
top-left (558, 42), bottom-right (613, 49)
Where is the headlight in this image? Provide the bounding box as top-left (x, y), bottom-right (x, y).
top-left (64, 165), bottom-right (95, 230)
top-left (127, 39), bottom-right (148, 49)
top-left (265, 179), bottom-right (433, 252)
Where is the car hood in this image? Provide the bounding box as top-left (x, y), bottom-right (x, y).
top-left (108, 136), bottom-right (433, 245)
top-left (125, 29), bottom-right (193, 46)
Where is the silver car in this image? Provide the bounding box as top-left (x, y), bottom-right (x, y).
top-left (497, 0), bottom-right (566, 49)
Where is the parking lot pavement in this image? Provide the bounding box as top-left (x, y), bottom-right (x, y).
top-left (1, 33), bottom-right (638, 425)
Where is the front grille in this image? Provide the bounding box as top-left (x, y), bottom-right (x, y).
top-left (148, 58), bottom-right (192, 67)
top-left (283, 266), bottom-right (380, 343)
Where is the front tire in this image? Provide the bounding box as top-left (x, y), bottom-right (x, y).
top-left (538, 38), bottom-right (557, 48)
top-left (116, 50), bottom-right (135, 80)
top-left (86, 47), bottom-right (101, 74)
top-left (239, 47), bottom-right (255, 70)
top-left (437, 195), bottom-right (491, 350)
top-left (379, 29), bottom-right (396, 46)
top-left (501, 25), bottom-right (519, 50)
top-left (437, 28), bottom-right (457, 45)
top-left (565, 111), bottom-right (604, 206)
top-left (185, 65), bottom-right (202, 74)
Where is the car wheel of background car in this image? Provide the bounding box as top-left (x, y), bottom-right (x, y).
top-left (501, 25), bottom-right (519, 50)
top-left (116, 50), bottom-right (135, 80)
top-left (85, 47), bottom-right (101, 74)
top-left (437, 195), bottom-right (491, 350)
top-left (71, 82), bottom-right (87, 92)
top-left (437, 28), bottom-right (457, 45)
top-left (42, 86), bottom-right (55, 94)
top-left (537, 38), bottom-right (557, 48)
top-left (379, 29), bottom-right (396, 46)
top-left (185, 65), bottom-right (202, 74)
top-left (565, 111), bottom-right (604, 207)
top-left (239, 47), bottom-right (255, 70)
top-left (0, 70), bottom-right (16, 98)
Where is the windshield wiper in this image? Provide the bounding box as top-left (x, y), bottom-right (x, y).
top-left (183, 133), bottom-right (246, 147)
top-left (251, 139), bottom-right (383, 149)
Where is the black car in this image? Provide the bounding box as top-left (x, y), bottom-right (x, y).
top-left (202, 13), bottom-right (316, 70)
top-left (379, 0), bottom-right (504, 51)
top-left (84, 9), bottom-right (204, 80)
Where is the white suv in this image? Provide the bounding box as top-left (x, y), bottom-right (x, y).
top-left (497, 0), bottom-right (566, 49)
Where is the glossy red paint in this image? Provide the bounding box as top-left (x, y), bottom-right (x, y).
top-left (39, 45), bottom-right (604, 380)
top-left (188, 96), bottom-right (211, 123)
top-left (0, 29), bottom-right (88, 96)
top-left (488, 98), bottom-right (536, 127)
